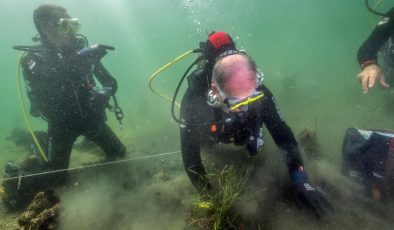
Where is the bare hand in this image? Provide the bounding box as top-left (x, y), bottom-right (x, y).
top-left (357, 64), bottom-right (390, 93)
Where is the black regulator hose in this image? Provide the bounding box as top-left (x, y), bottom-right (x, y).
top-left (76, 34), bottom-right (89, 47)
top-left (12, 45), bottom-right (45, 52)
top-left (365, 0), bottom-right (387, 17)
top-left (171, 56), bottom-right (204, 124)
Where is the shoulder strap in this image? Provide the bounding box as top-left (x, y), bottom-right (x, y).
top-left (187, 68), bottom-right (210, 96)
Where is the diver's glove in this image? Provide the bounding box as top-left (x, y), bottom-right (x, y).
top-left (78, 44), bottom-right (114, 62)
top-left (88, 86), bottom-right (112, 112)
top-left (94, 86), bottom-right (112, 98)
top-left (291, 171), bottom-right (332, 219)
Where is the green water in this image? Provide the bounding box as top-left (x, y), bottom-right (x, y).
top-left (0, 0), bottom-right (393, 229)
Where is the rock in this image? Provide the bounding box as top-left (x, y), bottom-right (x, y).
top-left (18, 191), bottom-right (60, 230)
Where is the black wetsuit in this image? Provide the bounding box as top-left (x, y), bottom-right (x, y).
top-left (21, 40), bottom-right (126, 171)
top-left (180, 68), bottom-right (304, 191)
top-left (357, 8), bottom-right (394, 68)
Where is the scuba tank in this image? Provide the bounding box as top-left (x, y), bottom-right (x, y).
top-left (171, 31), bottom-right (239, 125)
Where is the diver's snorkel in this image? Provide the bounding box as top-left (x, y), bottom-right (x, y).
top-left (365, 0), bottom-right (387, 17)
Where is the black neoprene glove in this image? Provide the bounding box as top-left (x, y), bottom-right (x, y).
top-left (291, 171), bottom-right (332, 218)
top-left (78, 44), bottom-right (114, 63)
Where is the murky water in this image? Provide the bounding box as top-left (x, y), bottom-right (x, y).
top-left (0, 0), bottom-right (393, 229)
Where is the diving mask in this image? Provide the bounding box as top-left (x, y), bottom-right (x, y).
top-left (222, 70), bottom-right (265, 112)
top-left (208, 70), bottom-right (265, 112)
top-left (207, 88), bottom-right (264, 113)
top-left (223, 91), bottom-right (264, 112)
top-left (57, 18), bottom-right (81, 34)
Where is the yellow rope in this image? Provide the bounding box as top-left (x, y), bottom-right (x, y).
top-left (0, 150), bottom-right (180, 182)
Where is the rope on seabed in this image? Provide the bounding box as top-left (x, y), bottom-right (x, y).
top-left (0, 150), bottom-right (181, 182)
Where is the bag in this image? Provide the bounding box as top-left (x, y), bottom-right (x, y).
top-left (342, 128), bottom-right (394, 200)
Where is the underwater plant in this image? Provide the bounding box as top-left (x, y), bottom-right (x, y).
top-left (190, 165), bottom-right (252, 230)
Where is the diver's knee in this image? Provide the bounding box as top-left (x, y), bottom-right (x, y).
top-left (106, 144), bottom-right (126, 161)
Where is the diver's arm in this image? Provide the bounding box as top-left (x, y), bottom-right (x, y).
top-left (180, 89), bottom-right (211, 192)
top-left (93, 62), bottom-right (118, 94)
top-left (356, 10), bottom-right (394, 93)
top-left (259, 86), bottom-right (333, 216)
top-left (180, 127), bottom-right (210, 192)
top-left (259, 85), bottom-right (304, 173)
top-left (357, 8), bottom-right (394, 67)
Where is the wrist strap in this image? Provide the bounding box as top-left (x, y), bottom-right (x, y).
top-left (361, 60), bottom-right (377, 69)
top-left (291, 171), bottom-right (309, 185)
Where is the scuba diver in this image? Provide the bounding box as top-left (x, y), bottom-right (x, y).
top-left (357, 2), bottom-right (394, 93)
top-left (178, 31), bottom-right (332, 218)
top-left (2, 4), bottom-right (126, 210)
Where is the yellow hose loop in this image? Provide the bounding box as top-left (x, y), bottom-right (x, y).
top-left (148, 50), bottom-right (194, 108)
top-left (16, 52), bottom-right (48, 162)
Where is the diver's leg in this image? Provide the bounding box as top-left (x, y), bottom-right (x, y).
top-left (46, 122), bottom-right (78, 184)
top-left (83, 122), bottom-right (126, 161)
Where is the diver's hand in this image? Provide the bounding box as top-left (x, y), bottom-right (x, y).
top-left (291, 171), bottom-right (332, 219)
top-left (357, 64), bottom-right (390, 93)
top-left (293, 182), bottom-right (332, 218)
top-left (78, 44), bottom-right (114, 62)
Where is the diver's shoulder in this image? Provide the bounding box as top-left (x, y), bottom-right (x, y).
top-left (257, 83), bottom-right (273, 97)
top-left (22, 46), bottom-right (48, 62)
top-left (387, 7), bottom-right (394, 18)
top-left (380, 7), bottom-right (394, 25)
top-left (189, 67), bottom-right (206, 78)
top-left (186, 67), bottom-right (210, 95)
top-left (20, 46), bottom-right (49, 71)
